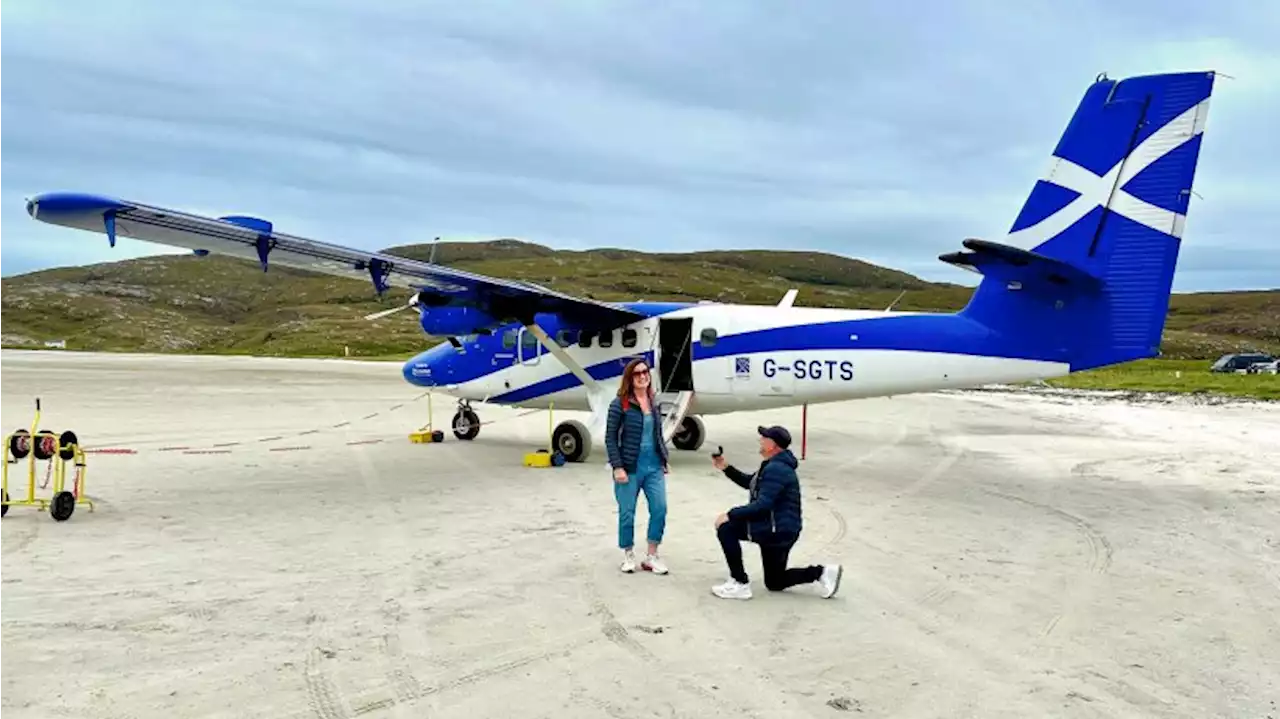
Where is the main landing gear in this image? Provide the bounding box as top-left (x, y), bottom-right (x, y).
top-left (552, 419), bottom-right (591, 464)
top-left (450, 398), bottom-right (703, 465)
top-left (671, 415), bottom-right (706, 452)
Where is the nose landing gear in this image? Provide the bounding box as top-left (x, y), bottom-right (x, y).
top-left (452, 400), bottom-right (480, 441)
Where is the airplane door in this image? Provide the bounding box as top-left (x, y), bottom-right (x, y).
top-left (656, 317), bottom-right (695, 392)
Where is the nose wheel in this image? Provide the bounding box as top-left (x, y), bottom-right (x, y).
top-left (452, 402), bottom-right (480, 440)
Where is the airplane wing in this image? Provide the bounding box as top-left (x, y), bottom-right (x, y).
top-left (26, 192), bottom-right (644, 328)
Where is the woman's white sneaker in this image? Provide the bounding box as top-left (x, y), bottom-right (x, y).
top-left (620, 549), bottom-right (637, 573)
top-left (641, 554), bottom-right (669, 575)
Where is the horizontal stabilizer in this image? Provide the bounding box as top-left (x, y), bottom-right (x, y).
top-left (940, 238), bottom-right (1103, 292)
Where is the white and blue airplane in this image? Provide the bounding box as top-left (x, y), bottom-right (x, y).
top-left (26, 70), bottom-right (1217, 463)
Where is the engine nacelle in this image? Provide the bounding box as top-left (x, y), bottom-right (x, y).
top-left (419, 305), bottom-right (500, 336)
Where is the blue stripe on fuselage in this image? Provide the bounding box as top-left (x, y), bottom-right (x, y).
top-left (456, 311), bottom-right (1058, 404)
top-left (490, 350), bottom-right (655, 402)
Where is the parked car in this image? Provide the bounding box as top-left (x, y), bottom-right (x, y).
top-left (1248, 359), bottom-right (1279, 375)
top-left (1210, 353), bottom-right (1275, 373)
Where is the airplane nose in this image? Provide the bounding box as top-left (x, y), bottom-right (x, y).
top-left (402, 356), bottom-right (435, 386)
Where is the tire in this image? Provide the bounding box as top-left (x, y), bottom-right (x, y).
top-left (452, 409), bottom-right (480, 440)
top-left (59, 431), bottom-right (79, 461)
top-left (552, 420), bottom-right (592, 463)
top-left (671, 415), bottom-right (706, 451)
top-left (9, 430), bottom-right (30, 460)
top-left (50, 491), bottom-right (76, 521)
top-left (33, 431), bottom-right (58, 461)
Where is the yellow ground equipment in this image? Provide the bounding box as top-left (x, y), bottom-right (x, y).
top-left (523, 402), bottom-right (565, 468)
top-left (2, 398), bottom-right (94, 521)
top-left (409, 392), bottom-right (445, 443)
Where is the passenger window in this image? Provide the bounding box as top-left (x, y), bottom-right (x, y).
top-left (621, 328), bottom-right (637, 348)
top-left (578, 331), bottom-right (593, 348)
top-left (598, 330), bottom-right (613, 348)
top-left (502, 330), bottom-right (517, 349)
top-left (556, 329), bottom-right (577, 347)
top-left (700, 328), bottom-right (718, 347)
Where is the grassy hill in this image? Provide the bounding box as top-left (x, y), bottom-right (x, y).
top-left (2, 239), bottom-right (1277, 365)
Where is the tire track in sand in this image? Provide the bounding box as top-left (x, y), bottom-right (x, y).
top-left (303, 647), bottom-right (351, 719)
top-left (981, 489), bottom-right (1113, 640)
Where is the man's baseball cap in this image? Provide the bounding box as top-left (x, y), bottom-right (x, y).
top-left (757, 425), bottom-right (792, 449)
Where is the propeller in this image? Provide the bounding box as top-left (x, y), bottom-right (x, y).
top-left (363, 239), bottom-right (439, 321)
top-left (364, 291), bottom-right (424, 321)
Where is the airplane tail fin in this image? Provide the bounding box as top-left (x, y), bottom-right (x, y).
top-left (944, 71), bottom-right (1216, 371)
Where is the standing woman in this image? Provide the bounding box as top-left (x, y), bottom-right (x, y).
top-left (605, 358), bottom-right (670, 574)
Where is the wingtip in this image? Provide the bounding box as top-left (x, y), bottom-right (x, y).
top-left (26, 191), bottom-right (131, 221)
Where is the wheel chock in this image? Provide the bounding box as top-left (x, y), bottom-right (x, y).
top-left (523, 449), bottom-right (553, 468)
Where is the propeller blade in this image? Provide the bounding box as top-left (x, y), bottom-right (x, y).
top-left (363, 304), bottom-right (413, 321)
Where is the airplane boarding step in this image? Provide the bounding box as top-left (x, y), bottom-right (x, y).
top-left (657, 390), bottom-right (695, 444)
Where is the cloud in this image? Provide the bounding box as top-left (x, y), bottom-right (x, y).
top-left (3, 0), bottom-right (1277, 291)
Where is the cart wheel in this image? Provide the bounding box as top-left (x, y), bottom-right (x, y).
top-left (34, 431), bottom-right (58, 461)
top-left (2, 490), bottom-right (9, 518)
top-left (51, 491), bottom-right (76, 521)
top-left (9, 430), bottom-right (30, 460)
top-left (59, 431), bottom-right (79, 461)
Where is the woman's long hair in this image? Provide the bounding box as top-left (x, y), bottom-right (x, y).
top-left (617, 358), bottom-right (655, 410)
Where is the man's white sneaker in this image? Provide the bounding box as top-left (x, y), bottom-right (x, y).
top-left (818, 564), bottom-right (843, 598)
top-left (642, 554), bottom-right (669, 575)
top-left (620, 550), bottom-right (637, 573)
top-left (711, 579), bottom-right (752, 600)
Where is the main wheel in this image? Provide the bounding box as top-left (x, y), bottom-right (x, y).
top-left (452, 408), bottom-right (480, 440)
top-left (671, 415), bottom-right (706, 451)
top-left (552, 420), bottom-right (592, 463)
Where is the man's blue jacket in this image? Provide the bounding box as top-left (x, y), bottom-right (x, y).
top-left (722, 448), bottom-right (803, 545)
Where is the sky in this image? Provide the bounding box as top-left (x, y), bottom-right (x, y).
top-left (3, 0), bottom-right (1277, 292)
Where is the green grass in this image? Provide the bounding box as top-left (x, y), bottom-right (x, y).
top-left (3, 239), bottom-right (1277, 400)
top-left (1044, 359), bottom-right (1280, 400)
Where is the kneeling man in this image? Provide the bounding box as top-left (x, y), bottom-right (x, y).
top-left (711, 425), bottom-right (842, 600)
